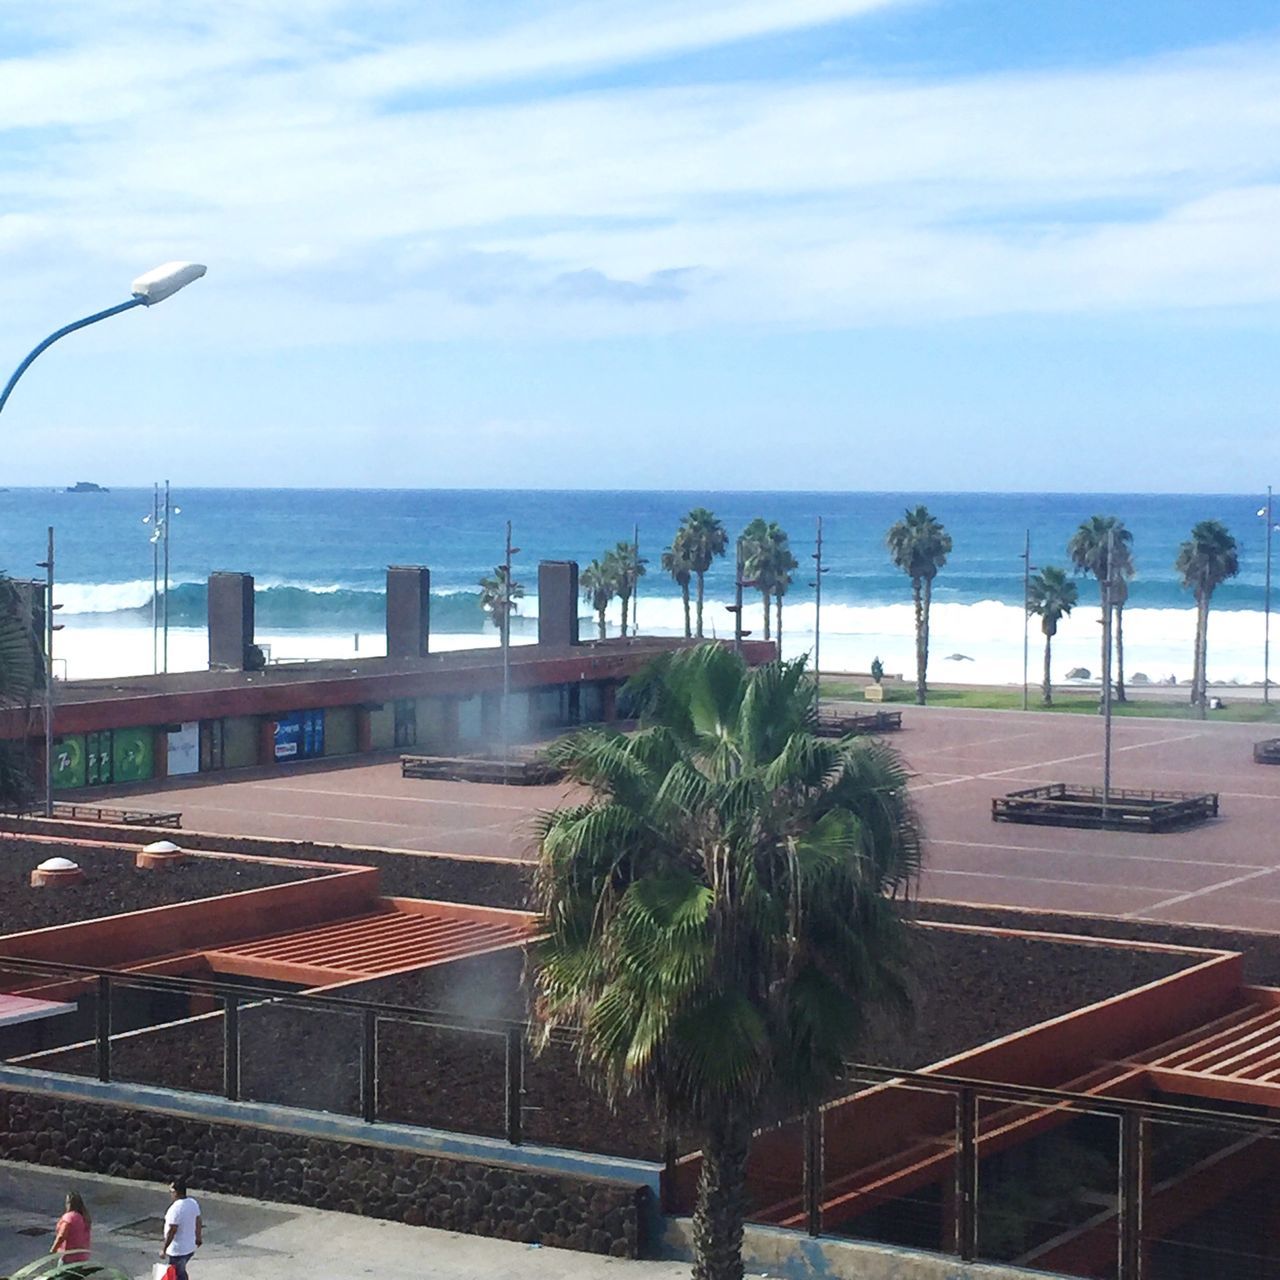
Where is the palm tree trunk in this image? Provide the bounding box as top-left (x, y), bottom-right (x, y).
top-left (692, 1111), bottom-right (750, 1280)
top-left (1198, 598), bottom-right (1210, 719)
top-left (912, 578), bottom-right (925, 706)
top-left (696, 572), bottom-right (706, 639)
top-left (1191, 598), bottom-right (1205, 710)
top-left (1115, 605), bottom-right (1127, 702)
top-left (760, 590), bottom-right (771, 641)
top-left (682, 582), bottom-right (692, 639)
top-left (922, 576), bottom-right (934, 704)
top-left (775, 592), bottom-right (783, 654)
top-left (597, 606), bottom-right (607, 641)
top-left (621, 593), bottom-right (630, 636)
top-left (1043, 631), bottom-right (1053, 706)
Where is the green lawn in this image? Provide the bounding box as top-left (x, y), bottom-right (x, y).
top-left (819, 679), bottom-right (1280, 723)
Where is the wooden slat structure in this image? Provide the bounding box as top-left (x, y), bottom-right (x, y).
top-left (814, 709), bottom-right (903, 738)
top-left (992, 783), bottom-right (1218, 832)
top-left (400, 754), bottom-right (563, 785)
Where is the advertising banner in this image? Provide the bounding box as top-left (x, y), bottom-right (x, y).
top-left (112, 726), bottom-right (154, 783)
top-left (167, 722), bottom-right (200, 776)
top-left (273, 710), bottom-right (325, 762)
top-left (51, 735), bottom-right (86, 790)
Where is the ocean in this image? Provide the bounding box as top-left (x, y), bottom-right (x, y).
top-left (0, 488), bottom-right (1271, 686)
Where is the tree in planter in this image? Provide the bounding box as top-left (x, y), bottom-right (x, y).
top-left (886, 506), bottom-right (952, 705)
top-left (530, 644), bottom-right (921, 1280)
top-left (1026, 566), bottom-right (1078, 706)
top-left (1067, 516), bottom-right (1133, 708)
top-left (662, 532), bottom-right (696, 639)
top-left (1175, 520), bottom-right (1239, 718)
top-left (478, 565), bottom-right (524, 645)
top-left (870, 656), bottom-right (884, 684)
top-left (580, 559), bottom-right (616, 640)
top-left (677, 508), bottom-right (729, 639)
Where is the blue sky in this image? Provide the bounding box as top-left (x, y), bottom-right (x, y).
top-left (1, 0), bottom-right (1278, 491)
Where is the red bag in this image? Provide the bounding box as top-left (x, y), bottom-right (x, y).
top-left (152, 1265), bottom-right (179, 1280)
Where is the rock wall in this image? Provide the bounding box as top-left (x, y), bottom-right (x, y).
top-left (0, 1088), bottom-right (646, 1257)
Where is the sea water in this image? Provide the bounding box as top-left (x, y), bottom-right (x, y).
top-left (0, 488), bottom-right (1270, 686)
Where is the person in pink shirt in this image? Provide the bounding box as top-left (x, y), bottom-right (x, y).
top-left (51, 1191), bottom-right (92, 1263)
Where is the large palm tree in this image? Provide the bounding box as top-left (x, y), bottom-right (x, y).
top-left (662, 532), bottom-right (696, 639)
top-left (741, 520), bottom-right (799, 650)
top-left (1027, 566), bottom-right (1078, 706)
top-left (1110, 545), bottom-right (1134, 703)
top-left (678, 509), bottom-right (728, 639)
top-left (531, 644), bottom-right (921, 1280)
top-left (608, 541), bottom-right (647, 637)
top-left (1176, 520), bottom-right (1239, 717)
top-left (580, 559), bottom-right (616, 641)
top-left (477, 565), bottom-right (524, 646)
top-left (1067, 516), bottom-right (1133, 707)
top-left (886, 506), bottom-right (952, 705)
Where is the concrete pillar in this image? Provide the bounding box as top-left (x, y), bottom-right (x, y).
top-left (601, 682), bottom-right (618, 722)
top-left (386, 566), bottom-right (431, 659)
top-left (208, 572), bottom-right (255, 670)
top-left (538, 560), bottom-right (580, 648)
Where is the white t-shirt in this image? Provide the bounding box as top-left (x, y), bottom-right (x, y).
top-left (164, 1197), bottom-right (200, 1256)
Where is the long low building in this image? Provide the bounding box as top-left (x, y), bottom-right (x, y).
top-left (1, 560), bottom-right (774, 792)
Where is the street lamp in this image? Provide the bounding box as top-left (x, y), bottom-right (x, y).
top-left (0, 262), bottom-right (207, 415)
top-left (1258, 489), bottom-right (1277, 706)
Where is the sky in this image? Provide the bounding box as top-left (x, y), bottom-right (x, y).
top-left (1, 0), bottom-right (1279, 492)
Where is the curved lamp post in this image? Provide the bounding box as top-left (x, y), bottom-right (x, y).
top-left (0, 261), bottom-right (205, 817)
top-left (0, 261), bottom-right (206, 415)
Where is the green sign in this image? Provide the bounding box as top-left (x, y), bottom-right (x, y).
top-left (112, 726), bottom-right (154, 783)
top-left (51, 735), bottom-right (86, 790)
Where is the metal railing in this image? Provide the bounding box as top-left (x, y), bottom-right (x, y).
top-left (4, 957), bottom-right (1280, 1277)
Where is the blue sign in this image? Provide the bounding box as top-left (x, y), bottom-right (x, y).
top-left (273, 710), bottom-right (324, 762)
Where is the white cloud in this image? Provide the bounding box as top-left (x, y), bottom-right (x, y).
top-left (0, 8), bottom-right (1278, 347)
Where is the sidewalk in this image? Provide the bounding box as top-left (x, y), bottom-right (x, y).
top-left (0, 1163), bottom-right (696, 1280)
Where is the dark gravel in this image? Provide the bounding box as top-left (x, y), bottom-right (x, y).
top-left (0, 839), bottom-right (332, 934)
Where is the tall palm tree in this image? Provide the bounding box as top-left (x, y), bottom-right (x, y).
top-left (1110, 546), bottom-right (1135, 703)
top-left (739, 518), bottom-right (777, 641)
top-left (678, 508), bottom-right (728, 639)
top-left (580, 559), bottom-right (615, 641)
top-left (886, 506), bottom-right (952, 705)
top-left (1026, 566), bottom-right (1078, 706)
top-left (1176, 520), bottom-right (1239, 717)
top-left (531, 645), bottom-right (920, 1280)
top-left (661, 533), bottom-right (695, 639)
top-left (1067, 516), bottom-right (1133, 707)
top-left (608, 541), bottom-right (647, 637)
top-left (477, 565), bottom-right (524, 646)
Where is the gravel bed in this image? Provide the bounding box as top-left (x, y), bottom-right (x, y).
top-left (0, 839), bottom-right (333, 934)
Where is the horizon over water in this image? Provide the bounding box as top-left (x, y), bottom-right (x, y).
top-left (0, 487), bottom-right (1271, 686)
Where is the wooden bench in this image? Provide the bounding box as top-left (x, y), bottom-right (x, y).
top-left (34, 801), bottom-right (182, 828)
top-left (400, 755), bottom-right (564, 786)
top-left (815, 709), bottom-right (904, 738)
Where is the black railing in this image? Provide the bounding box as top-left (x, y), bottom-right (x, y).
top-left (5, 957), bottom-right (1280, 1277)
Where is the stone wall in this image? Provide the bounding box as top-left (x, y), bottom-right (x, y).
top-left (0, 1088), bottom-right (646, 1257)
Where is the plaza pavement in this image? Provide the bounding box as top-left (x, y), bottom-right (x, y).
top-left (0, 1163), bottom-right (700, 1280)
top-left (110, 703), bottom-right (1280, 931)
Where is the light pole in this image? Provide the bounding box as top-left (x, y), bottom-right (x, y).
top-left (1020, 531), bottom-right (1037, 712)
top-left (0, 263), bottom-right (206, 416)
top-left (1259, 489), bottom-right (1275, 706)
top-left (1, 263), bottom-right (202, 806)
top-left (810, 516), bottom-right (828, 706)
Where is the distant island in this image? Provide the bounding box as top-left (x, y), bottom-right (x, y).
top-left (66, 481), bottom-right (109, 493)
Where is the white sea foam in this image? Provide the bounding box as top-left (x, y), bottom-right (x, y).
top-left (44, 592), bottom-right (1269, 687)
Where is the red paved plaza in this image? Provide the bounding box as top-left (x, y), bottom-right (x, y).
top-left (113, 706), bottom-right (1280, 930)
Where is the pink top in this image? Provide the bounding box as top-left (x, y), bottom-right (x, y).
top-left (55, 1210), bottom-right (91, 1261)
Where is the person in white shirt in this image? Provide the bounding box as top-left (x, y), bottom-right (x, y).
top-left (161, 1178), bottom-right (202, 1279)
